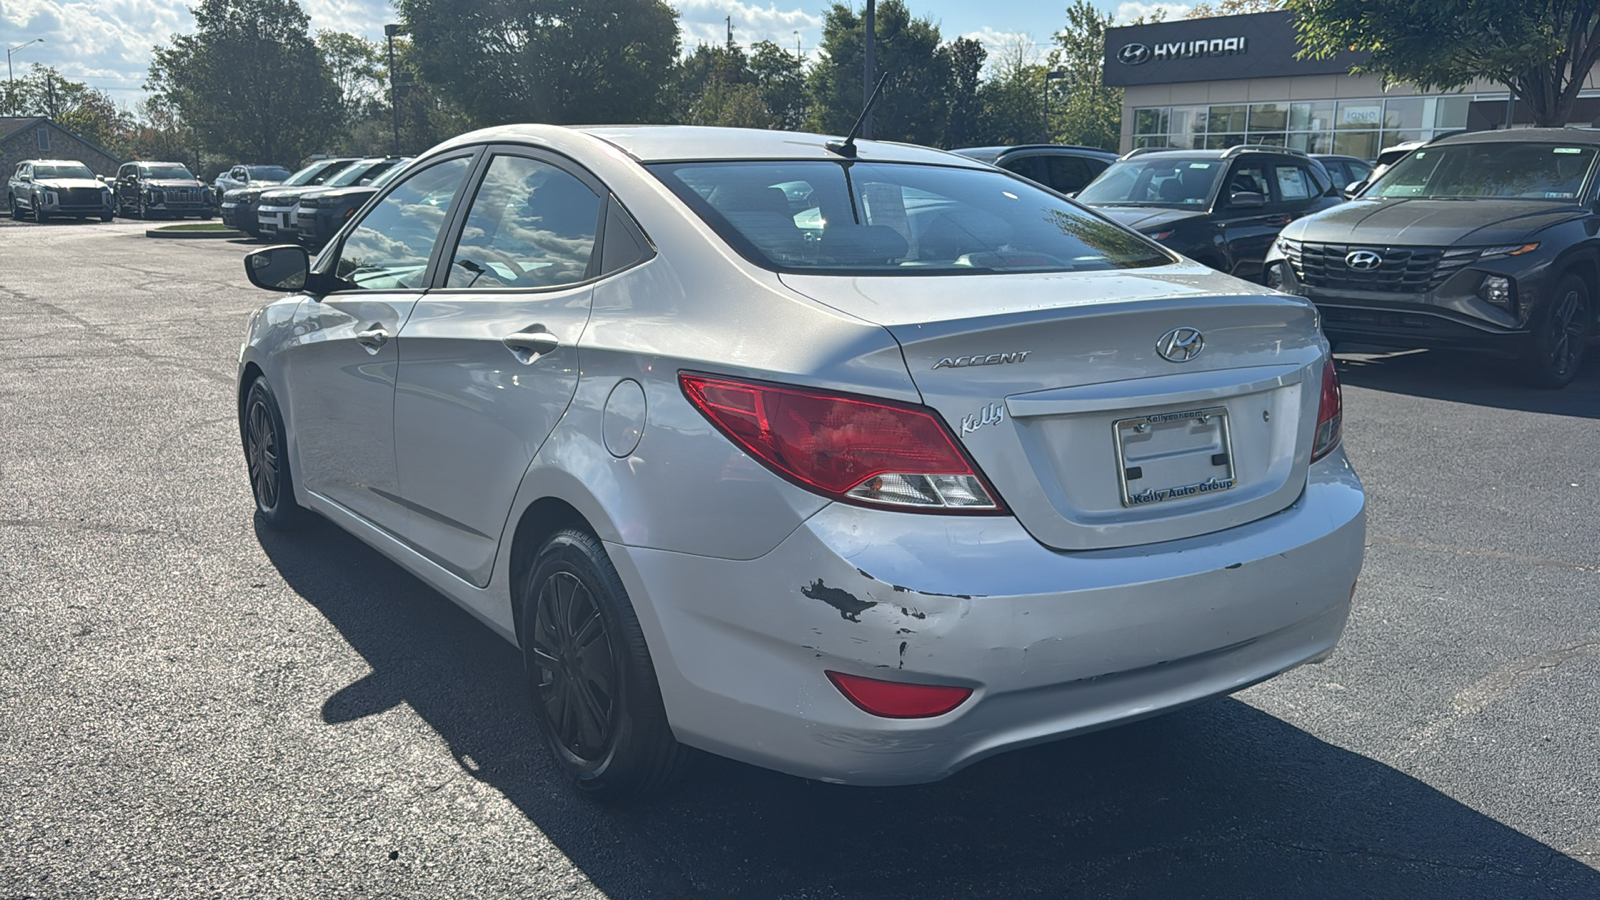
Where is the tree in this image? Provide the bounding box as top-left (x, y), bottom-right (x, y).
top-left (1187, 0), bottom-right (1281, 17)
top-left (942, 36), bottom-right (986, 147)
top-left (806, 1), bottom-right (952, 147)
top-left (1288, 0), bottom-right (1600, 127)
top-left (672, 40), bottom-right (809, 130)
top-left (149, 0), bottom-right (342, 164)
top-left (318, 31), bottom-right (386, 118)
top-left (4, 65), bottom-right (129, 151)
top-left (975, 37), bottom-right (1049, 145)
top-left (748, 41), bottom-right (809, 131)
top-left (1051, 0), bottom-right (1121, 150)
top-left (398, 0), bottom-right (681, 125)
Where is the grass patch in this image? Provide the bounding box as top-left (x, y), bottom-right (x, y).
top-left (151, 222), bottom-right (235, 233)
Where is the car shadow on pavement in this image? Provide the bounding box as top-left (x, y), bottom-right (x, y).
top-left (258, 517), bottom-right (1600, 899)
top-left (1334, 348), bottom-right (1600, 418)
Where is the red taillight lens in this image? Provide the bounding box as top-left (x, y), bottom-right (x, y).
top-left (826, 671), bottom-right (973, 718)
top-left (1311, 358), bottom-right (1343, 462)
top-left (680, 372), bottom-right (1004, 513)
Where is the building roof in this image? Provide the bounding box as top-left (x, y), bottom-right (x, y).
top-left (0, 117), bottom-right (48, 143)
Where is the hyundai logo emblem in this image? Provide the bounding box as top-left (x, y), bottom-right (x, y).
top-left (1117, 43), bottom-right (1152, 65)
top-left (1345, 250), bottom-right (1383, 270)
top-left (1156, 327), bottom-right (1205, 363)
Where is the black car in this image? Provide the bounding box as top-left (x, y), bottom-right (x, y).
top-left (113, 161), bottom-right (214, 219)
top-left (289, 161), bottom-right (410, 249)
top-left (1267, 128), bottom-right (1600, 388)
top-left (256, 157), bottom-right (402, 240)
top-left (222, 157), bottom-right (356, 238)
top-left (950, 144), bottom-right (1118, 196)
top-left (1077, 146), bottom-right (1343, 283)
top-left (1313, 154), bottom-right (1375, 195)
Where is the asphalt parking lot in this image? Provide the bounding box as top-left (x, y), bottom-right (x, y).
top-left (2, 217), bottom-right (1598, 898)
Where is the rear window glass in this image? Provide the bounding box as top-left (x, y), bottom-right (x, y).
top-left (1369, 143), bottom-right (1599, 200)
top-left (649, 161), bottom-right (1170, 275)
top-left (1077, 159), bottom-right (1224, 207)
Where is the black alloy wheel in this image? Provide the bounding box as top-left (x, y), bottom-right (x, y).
top-left (137, 195), bottom-right (150, 219)
top-left (32, 197), bottom-right (48, 223)
top-left (521, 528), bottom-right (689, 801)
top-left (242, 378), bottom-right (307, 529)
top-left (1523, 274), bottom-right (1591, 388)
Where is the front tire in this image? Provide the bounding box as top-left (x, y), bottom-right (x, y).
top-left (242, 378), bottom-right (308, 530)
top-left (1521, 274), bottom-right (1590, 389)
top-left (520, 528), bottom-right (689, 801)
top-left (32, 199), bottom-right (48, 223)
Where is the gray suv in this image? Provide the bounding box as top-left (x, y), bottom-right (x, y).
top-left (1268, 129), bottom-right (1600, 387)
top-left (8, 159), bottom-right (114, 222)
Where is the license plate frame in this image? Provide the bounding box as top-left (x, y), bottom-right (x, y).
top-left (1113, 405), bottom-right (1236, 508)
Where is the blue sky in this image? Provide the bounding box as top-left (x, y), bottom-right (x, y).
top-left (1, 0), bottom-right (1192, 105)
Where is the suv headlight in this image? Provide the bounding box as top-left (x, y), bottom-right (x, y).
top-left (1480, 243), bottom-right (1539, 259)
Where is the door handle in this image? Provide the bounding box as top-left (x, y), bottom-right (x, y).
top-left (502, 328), bottom-right (560, 364)
top-left (356, 326), bottom-right (389, 350)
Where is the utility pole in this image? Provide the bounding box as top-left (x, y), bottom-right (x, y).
top-left (1044, 69), bottom-right (1066, 143)
top-left (6, 38), bottom-right (44, 117)
top-left (384, 24), bottom-right (401, 156)
top-left (862, 0), bottom-right (875, 139)
top-left (726, 16), bottom-right (735, 51)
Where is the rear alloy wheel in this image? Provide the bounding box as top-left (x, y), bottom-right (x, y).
top-left (1521, 274), bottom-right (1591, 388)
top-left (242, 377), bottom-right (308, 529)
top-left (520, 528), bottom-right (689, 801)
top-left (8, 195), bottom-right (20, 220)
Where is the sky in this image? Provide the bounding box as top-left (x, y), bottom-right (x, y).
top-left (0, 0), bottom-right (1197, 106)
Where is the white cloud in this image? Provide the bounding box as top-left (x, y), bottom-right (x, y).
top-left (1113, 2), bottom-right (1194, 25)
top-left (674, 0), bottom-right (822, 57)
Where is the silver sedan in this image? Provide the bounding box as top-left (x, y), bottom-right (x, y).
top-left (237, 125), bottom-right (1366, 799)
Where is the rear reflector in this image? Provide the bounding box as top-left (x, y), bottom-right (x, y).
top-left (1310, 358), bottom-right (1342, 462)
top-left (826, 670), bottom-right (973, 718)
top-left (680, 372), bottom-right (1004, 513)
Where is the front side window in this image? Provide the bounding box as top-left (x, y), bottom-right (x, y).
top-left (446, 155), bottom-right (601, 289)
top-left (333, 157), bottom-right (471, 291)
top-left (1077, 159), bottom-right (1224, 208)
top-left (1369, 142), bottom-right (1599, 200)
top-left (1226, 163), bottom-right (1272, 202)
top-left (652, 160), bottom-right (1170, 275)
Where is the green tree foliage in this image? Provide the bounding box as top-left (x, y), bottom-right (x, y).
top-left (673, 41), bottom-right (808, 130)
top-left (1288, 0), bottom-right (1600, 127)
top-left (1187, 0), bottom-right (1281, 17)
top-left (807, 1), bottom-right (952, 146)
top-left (317, 31), bottom-right (387, 118)
top-left (4, 64), bottom-right (128, 152)
top-left (398, 0), bottom-right (680, 125)
top-left (1051, 0), bottom-right (1121, 150)
top-left (749, 41), bottom-right (809, 131)
top-left (943, 36), bottom-right (986, 147)
top-left (148, 0), bottom-right (341, 164)
top-left (975, 39), bottom-right (1049, 145)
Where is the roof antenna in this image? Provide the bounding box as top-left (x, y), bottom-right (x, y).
top-left (827, 72), bottom-right (890, 159)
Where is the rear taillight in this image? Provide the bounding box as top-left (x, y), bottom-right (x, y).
top-left (826, 671), bottom-right (973, 718)
top-left (679, 372), bottom-right (1005, 513)
top-left (1310, 358), bottom-right (1342, 462)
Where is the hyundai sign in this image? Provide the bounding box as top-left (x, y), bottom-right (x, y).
top-left (1104, 10), bottom-right (1367, 86)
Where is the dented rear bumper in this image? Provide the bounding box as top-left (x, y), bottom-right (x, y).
top-left (607, 450), bottom-right (1366, 786)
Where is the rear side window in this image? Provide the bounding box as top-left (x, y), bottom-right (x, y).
top-left (650, 160), bottom-right (1170, 275)
top-left (1276, 165), bottom-right (1313, 201)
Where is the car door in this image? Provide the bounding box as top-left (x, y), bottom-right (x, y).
top-left (389, 149), bottom-right (607, 585)
top-left (1216, 158), bottom-right (1283, 282)
top-left (116, 164), bottom-right (136, 209)
top-left (280, 152), bottom-right (477, 531)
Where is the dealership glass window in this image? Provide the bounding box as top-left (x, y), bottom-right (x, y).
top-left (1169, 106), bottom-right (1206, 139)
top-left (1435, 97), bottom-right (1473, 130)
top-left (1136, 108), bottom-right (1168, 135)
top-left (1208, 105), bottom-right (1248, 133)
top-left (1248, 103), bottom-right (1288, 133)
top-left (1290, 101), bottom-right (1336, 132)
top-left (1383, 98), bottom-right (1426, 130)
top-left (1332, 131), bottom-right (1381, 161)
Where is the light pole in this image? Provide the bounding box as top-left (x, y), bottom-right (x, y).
top-left (862, 0), bottom-right (875, 139)
top-left (384, 24), bottom-right (402, 156)
top-left (7, 38), bottom-right (44, 117)
top-left (1043, 68), bottom-right (1066, 143)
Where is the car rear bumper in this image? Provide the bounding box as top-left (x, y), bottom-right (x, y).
top-left (608, 449), bottom-right (1366, 785)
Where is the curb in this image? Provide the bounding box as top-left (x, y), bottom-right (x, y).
top-left (145, 227), bottom-right (244, 240)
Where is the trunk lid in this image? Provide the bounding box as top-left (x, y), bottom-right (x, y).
top-left (780, 266), bottom-right (1327, 551)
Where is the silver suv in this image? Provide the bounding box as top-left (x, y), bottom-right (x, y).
top-left (8, 159), bottom-right (113, 222)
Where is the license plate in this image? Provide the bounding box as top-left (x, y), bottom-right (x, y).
top-left (1113, 406), bottom-right (1235, 507)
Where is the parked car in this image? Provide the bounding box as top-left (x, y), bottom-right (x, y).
top-left (289, 161), bottom-right (410, 250)
top-left (222, 158), bottom-right (357, 238)
top-left (1076, 145), bottom-right (1344, 282)
top-left (113, 161), bottom-right (214, 219)
top-left (1312, 154), bottom-right (1375, 196)
top-left (214, 164), bottom-right (292, 196)
top-left (255, 157), bottom-right (402, 240)
top-left (236, 124), bottom-right (1365, 799)
top-left (1267, 128), bottom-right (1600, 387)
top-left (8, 159), bottom-right (113, 222)
top-left (1343, 140), bottom-right (1427, 196)
top-left (949, 144), bottom-right (1118, 196)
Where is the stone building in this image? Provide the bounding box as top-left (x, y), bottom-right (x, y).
top-left (0, 117), bottom-right (120, 179)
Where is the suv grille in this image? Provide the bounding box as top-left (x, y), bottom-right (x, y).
top-left (62, 187), bottom-right (103, 207)
top-left (1281, 240), bottom-right (1482, 293)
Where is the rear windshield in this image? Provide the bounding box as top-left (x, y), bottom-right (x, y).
top-left (1369, 142), bottom-right (1599, 200)
top-left (1076, 158), bottom-right (1225, 207)
top-left (33, 164), bottom-right (95, 179)
top-left (649, 161), bottom-right (1170, 275)
top-left (140, 165), bottom-right (194, 180)
top-left (248, 166), bottom-right (291, 180)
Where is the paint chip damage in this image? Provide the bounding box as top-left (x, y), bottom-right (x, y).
top-left (802, 578), bottom-right (878, 622)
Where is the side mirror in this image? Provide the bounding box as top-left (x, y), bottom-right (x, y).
top-left (1346, 180), bottom-right (1367, 196)
top-left (245, 245), bottom-right (310, 292)
top-left (1230, 191), bottom-right (1265, 209)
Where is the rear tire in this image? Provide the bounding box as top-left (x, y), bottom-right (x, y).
top-left (242, 377), bottom-right (309, 530)
top-left (8, 195), bottom-right (20, 220)
top-left (520, 528), bottom-right (690, 801)
top-left (1521, 274), bottom-right (1590, 389)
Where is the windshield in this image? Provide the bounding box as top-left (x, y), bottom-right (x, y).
top-left (247, 166), bottom-right (291, 180)
top-left (329, 161), bottom-right (396, 188)
top-left (1368, 142), bottom-right (1599, 201)
top-left (286, 160), bottom-right (347, 186)
top-left (33, 164), bottom-right (95, 179)
top-left (140, 165), bottom-right (194, 180)
top-left (649, 161), bottom-right (1170, 275)
top-left (1077, 158), bottom-right (1225, 207)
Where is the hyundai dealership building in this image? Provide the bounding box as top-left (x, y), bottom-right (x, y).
top-left (1102, 10), bottom-right (1600, 157)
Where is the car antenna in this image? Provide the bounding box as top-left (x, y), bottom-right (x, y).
top-left (826, 72), bottom-right (890, 159)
